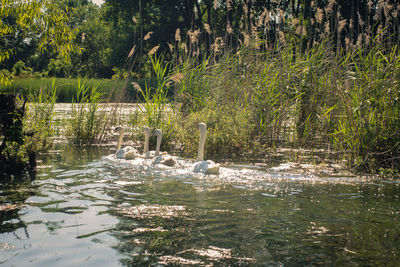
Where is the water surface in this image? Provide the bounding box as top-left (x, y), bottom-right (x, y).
top-left (1, 146), bottom-right (399, 266)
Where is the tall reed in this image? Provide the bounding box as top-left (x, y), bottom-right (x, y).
top-left (67, 79), bottom-right (108, 145)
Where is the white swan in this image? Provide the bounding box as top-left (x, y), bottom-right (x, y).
top-left (115, 127), bottom-right (138, 160)
top-left (151, 129), bottom-right (177, 167)
top-left (193, 123), bottom-right (220, 174)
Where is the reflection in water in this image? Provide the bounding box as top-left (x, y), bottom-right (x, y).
top-left (0, 145), bottom-right (399, 266)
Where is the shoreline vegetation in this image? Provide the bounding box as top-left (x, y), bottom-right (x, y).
top-left (1, 0), bottom-right (399, 178)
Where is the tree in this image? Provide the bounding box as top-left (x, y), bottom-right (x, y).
top-left (0, 0), bottom-right (76, 85)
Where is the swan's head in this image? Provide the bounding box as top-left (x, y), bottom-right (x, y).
top-left (154, 129), bottom-right (162, 137)
top-left (143, 127), bottom-right (151, 135)
top-left (115, 126), bottom-right (124, 133)
top-left (198, 122), bottom-right (206, 132)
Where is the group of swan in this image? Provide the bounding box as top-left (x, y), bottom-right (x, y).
top-left (114, 122), bottom-right (219, 174)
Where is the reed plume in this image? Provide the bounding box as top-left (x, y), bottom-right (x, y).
top-left (144, 31), bottom-right (153, 40)
top-left (175, 28), bottom-right (181, 42)
top-left (128, 45), bottom-right (136, 58)
top-left (148, 45), bottom-right (159, 56)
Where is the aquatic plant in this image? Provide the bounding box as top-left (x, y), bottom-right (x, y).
top-left (67, 79), bottom-right (109, 145)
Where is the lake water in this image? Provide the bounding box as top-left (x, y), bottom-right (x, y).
top-left (1, 146), bottom-right (399, 266)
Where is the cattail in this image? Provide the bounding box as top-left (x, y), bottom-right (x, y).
top-left (131, 82), bottom-right (142, 93)
top-left (204, 23), bottom-right (211, 35)
top-left (316, 8), bottom-right (324, 24)
top-left (144, 31), bottom-right (153, 40)
top-left (132, 15), bottom-right (137, 24)
top-left (338, 19), bottom-right (347, 33)
top-left (128, 45), bottom-right (136, 58)
top-left (175, 28), bottom-right (181, 42)
top-left (170, 73), bottom-right (185, 84)
top-left (148, 45), bottom-right (159, 56)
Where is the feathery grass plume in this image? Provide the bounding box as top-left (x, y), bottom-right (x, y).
top-left (167, 43), bottom-right (173, 53)
top-left (213, 37), bottom-right (224, 52)
top-left (182, 43), bottom-right (188, 54)
top-left (384, 2), bottom-right (393, 19)
top-left (316, 8), bottom-right (324, 23)
top-left (356, 33), bottom-right (363, 46)
top-left (324, 21), bottom-right (330, 34)
top-left (188, 29), bottom-right (200, 43)
top-left (368, 0), bottom-right (373, 12)
top-left (365, 33), bottom-right (371, 45)
top-left (131, 82), bottom-right (143, 94)
top-left (376, 24), bottom-right (383, 43)
top-left (227, 23), bottom-right (233, 34)
top-left (175, 28), bottom-right (181, 42)
top-left (132, 15), bottom-right (137, 24)
top-left (357, 12), bottom-right (364, 28)
top-left (81, 32), bottom-right (86, 42)
top-left (262, 11), bottom-right (270, 28)
top-left (226, 0), bottom-right (232, 11)
top-left (128, 45), bottom-right (136, 58)
top-left (296, 25), bottom-right (303, 35)
top-left (279, 31), bottom-right (286, 45)
top-left (259, 8), bottom-right (268, 27)
top-left (204, 23), bottom-right (211, 34)
top-left (144, 31), bottom-right (153, 40)
top-left (278, 8), bottom-right (285, 24)
top-left (326, 0), bottom-right (336, 14)
top-left (170, 73), bottom-right (185, 84)
top-left (243, 32), bottom-right (250, 46)
top-left (338, 19), bottom-right (347, 33)
top-left (291, 18), bottom-right (299, 27)
top-left (148, 45), bottom-right (159, 56)
top-left (214, 0), bottom-right (218, 10)
top-left (345, 36), bottom-right (350, 48)
top-left (349, 18), bottom-right (354, 31)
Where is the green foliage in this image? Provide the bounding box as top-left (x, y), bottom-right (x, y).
top-left (24, 80), bottom-right (58, 152)
top-left (66, 79), bottom-right (109, 145)
top-left (0, 0), bottom-right (77, 86)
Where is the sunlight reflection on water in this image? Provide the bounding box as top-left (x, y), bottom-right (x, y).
top-left (1, 148), bottom-right (399, 266)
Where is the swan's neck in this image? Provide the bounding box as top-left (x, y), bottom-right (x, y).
top-left (196, 128), bottom-right (206, 161)
top-left (144, 132), bottom-right (149, 154)
top-left (155, 135), bottom-right (162, 156)
top-left (117, 129), bottom-right (124, 151)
